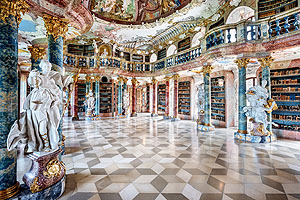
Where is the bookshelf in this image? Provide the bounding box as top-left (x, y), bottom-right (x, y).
top-left (158, 49), bottom-right (167, 60)
top-left (158, 84), bottom-right (166, 114)
top-left (99, 81), bottom-right (113, 115)
top-left (68, 44), bottom-right (94, 56)
top-left (77, 82), bottom-right (86, 116)
top-left (211, 76), bottom-right (226, 122)
top-left (258, 0), bottom-right (298, 19)
top-left (260, 67), bottom-right (300, 136)
top-left (178, 37), bottom-right (191, 52)
top-left (178, 81), bottom-right (191, 116)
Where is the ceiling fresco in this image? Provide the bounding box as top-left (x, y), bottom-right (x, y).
top-left (91, 0), bottom-right (192, 25)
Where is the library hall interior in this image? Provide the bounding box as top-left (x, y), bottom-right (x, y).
top-left (1, 0), bottom-right (300, 200)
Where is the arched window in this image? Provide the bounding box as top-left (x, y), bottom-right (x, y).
top-left (226, 6), bottom-right (255, 24)
top-left (167, 45), bottom-right (177, 57)
top-left (150, 53), bottom-right (157, 63)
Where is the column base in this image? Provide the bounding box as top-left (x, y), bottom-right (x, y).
top-left (85, 117), bottom-right (93, 121)
top-left (72, 116), bottom-right (79, 121)
top-left (10, 176), bottom-right (65, 200)
top-left (151, 113), bottom-right (158, 117)
top-left (234, 131), bottom-right (277, 143)
top-left (171, 117), bottom-right (180, 122)
top-left (131, 113), bottom-right (137, 117)
top-left (163, 115), bottom-right (171, 120)
top-left (197, 124), bottom-right (215, 132)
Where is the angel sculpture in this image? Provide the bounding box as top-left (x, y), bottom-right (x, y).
top-left (7, 60), bottom-right (71, 153)
top-left (243, 80), bottom-right (277, 136)
top-left (84, 90), bottom-right (95, 117)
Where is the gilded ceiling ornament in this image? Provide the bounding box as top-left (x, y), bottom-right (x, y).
top-left (202, 65), bottom-right (214, 74)
top-left (258, 56), bottom-right (274, 68)
top-left (28, 46), bottom-right (46, 62)
top-left (43, 14), bottom-right (69, 42)
top-left (0, 0), bottom-right (29, 26)
top-left (234, 58), bottom-right (250, 69)
top-left (172, 74), bottom-right (180, 80)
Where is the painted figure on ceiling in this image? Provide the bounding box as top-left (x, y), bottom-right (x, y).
top-left (135, 0), bottom-right (160, 21)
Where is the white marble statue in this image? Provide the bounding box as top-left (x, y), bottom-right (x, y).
top-left (93, 40), bottom-right (99, 56)
top-left (123, 89), bottom-right (130, 116)
top-left (197, 84), bottom-right (205, 115)
top-left (7, 60), bottom-right (71, 153)
top-left (84, 89), bottom-right (95, 117)
top-left (243, 80), bottom-right (277, 135)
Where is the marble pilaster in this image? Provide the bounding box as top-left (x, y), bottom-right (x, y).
top-left (235, 58), bottom-right (250, 134)
top-left (117, 77), bottom-right (123, 116)
top-left (151, 78), bottom-right (158, 117)
top-left (85, 75), bottom-right (91, 116)
top-left (72, 77), bottom-right (79, 120)
top-left (131, 78), bottom-right (138, 117)
top-left (164, 77), bottom-right (171, 119)
top-left (0, 0), bottom-right (29, 198)
top-left (95, 76), bottom-right (100, 117)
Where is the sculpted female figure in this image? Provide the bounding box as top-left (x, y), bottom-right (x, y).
top-left (7, 60), bottom-right (71, 153)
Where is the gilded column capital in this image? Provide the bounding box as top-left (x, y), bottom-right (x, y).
top-left (94, 76), bottom-right (101, 82)
top-left (43, 14), bottom-right (69, 42)
top-left (235, 58), bottom-right (250, 69)
top-left (123, 77), bottom-right (128, 84)
top-left (258, 56), bottom-right (274, 68)
top-left (28, 46), bottom-right (46, 62)
top-left (117, 77), bottom-right (123, 83)
top-left (172, 74), bottom-right (180, 80)
top-left (85, 75), bottom-right (91, 82)
top-left (202, 65), bottom-right (214, 74)
top-left (164, 76), bottom-right (172, 81)
top-left (152, 78), bottom-right (158, 84)
top-left (131, 78), bottom-right (138, 85)
top-left (0, 0), bottom-right (29, 26)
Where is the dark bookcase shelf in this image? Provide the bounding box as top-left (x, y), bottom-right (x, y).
top-left (158, 84), bottom-right (166, 113)
top-left (178, 81), bottom-right (191, 115)
top-left (211, 76), bottom-right (225, 122)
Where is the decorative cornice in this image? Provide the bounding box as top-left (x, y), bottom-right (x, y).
top-left (202, 65), bottom-right (214, 74)
top-left (28, 46), bottom-right (46, 62)
top-left (0, 0), bottom-right (29, 26)
top-left (234, 58), bottom-right (250, 69)
top-left (43, 14), bottom-right (69, 41)
top-left (258, 56), bottom-right (274, 68)
top-left (164, 76), bottom-right (172, 81)
top-left (172, 74), bottom-right (180, 80)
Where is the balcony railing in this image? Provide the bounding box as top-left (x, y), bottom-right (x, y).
top-left (64, 54), bottom-right (153, 72)
top-left (64, 8), bottom-right (300, 73)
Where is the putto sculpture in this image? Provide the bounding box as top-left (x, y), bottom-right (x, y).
top-left (243, 80), bottom-right (277, 136)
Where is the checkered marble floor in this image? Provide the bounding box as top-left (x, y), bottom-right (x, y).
top-left (57, 115), bottom-right (300, 200)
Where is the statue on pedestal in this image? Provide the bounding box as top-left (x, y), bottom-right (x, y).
top-left (84, 89), bottom-right (95, 117)
top-left (6, 60), bottom-right (70, 193)
top-left (243, 80), bottom-right (277, 136)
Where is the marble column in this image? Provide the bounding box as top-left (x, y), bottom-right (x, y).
top-left (20, 72), bottom-right (28, 113)
top-left (235, 58), bottom-right (250, 134)
top-left (151, 78), bottom-right (158, 117)
top-left (72, 76), bottom-right (79, 120)
top-left (164, 77), bottom-right (171, 119)
top-left (199, 65), bottom-right (215, 132)
top-left (28, 46), bottom-right (46, 71)
top-left (131, 78), bottom-right (138, 117)
top-left (172, 74), bottom-right (180, 121)
top-left (68, 84), bottom-right (72, 117)
top-left (0, 0), bottom-right (29, 198)
top-left (117, 77), bottom-right (123, 116)
top-left (95, 76), bottom-right (100, 117)
top-left (43, 14), bottom-right (68, 150)
top-left (258, 56), bottom-right (274, 132)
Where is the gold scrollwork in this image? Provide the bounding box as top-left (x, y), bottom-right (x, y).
top-left (0, 181), bottom-right (20, 199)
top-left (28, 46), bottom-right (46, 62)
top-left (235, 58), bottom-right (250, 69)
top-left (43, 14), bottom-right (69, 42)
top-left (258, 56), bottom-right (274, 68)
top-left (43, 159), bottom-right (62, 179)
top-left (30, 178), bottom-right (41, 193)
top-left (131, 78), bottom-right (139, 85)
top-left (151, 78), bottom-right (158, 84)
top-left (0, 0), bottom-right (29, 26)
top-left (123, 77), bottom-right (128, 84)
top-left (172, 74), bottom-right (180, 80)
top-left (202, 65), bottom-right (214, 74)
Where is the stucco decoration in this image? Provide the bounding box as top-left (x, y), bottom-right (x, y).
top-left (226, 6), bottom-right (254, 24)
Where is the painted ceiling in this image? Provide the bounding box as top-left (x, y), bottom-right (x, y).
top-left (91, 0), bottom-right (192, 25)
